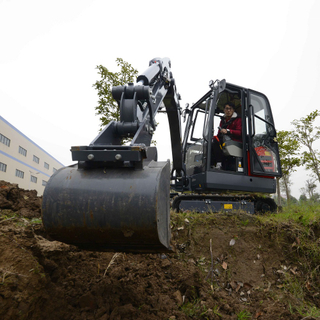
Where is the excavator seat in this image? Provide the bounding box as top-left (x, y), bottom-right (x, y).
top-left (221, 139), bottom-right (243, 157)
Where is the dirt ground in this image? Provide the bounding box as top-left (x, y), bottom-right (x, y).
top-left (0, 180), bottom-right (319, 319)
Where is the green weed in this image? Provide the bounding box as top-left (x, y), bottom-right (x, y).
top-left (236, 309), bottom-right (252, 320)
top-left (240, 219), bottom-right (250, 226)
top-left (180, 299), bottom-right (208, 318)
top-left (30, 218), bottom-right (42, 224)
top-left (212, 305), bottom-right (222, 318)
top-left (296, 305), bottom-right (320, 318)
top-left (0, 210), bottom-right (19, 221)
top-left (282, 273), bottom-right (305, 301)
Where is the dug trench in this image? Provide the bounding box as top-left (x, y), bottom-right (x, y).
top-left (0, 180), bottom-right (319, 319)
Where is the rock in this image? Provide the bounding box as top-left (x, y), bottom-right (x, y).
top-left (173, 290), bottom-right (183, 306)
top-left (161, 259), bottom-right (171, 268)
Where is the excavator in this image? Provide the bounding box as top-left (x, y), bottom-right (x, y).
top-left (42, 57), bottom-right (282, 253)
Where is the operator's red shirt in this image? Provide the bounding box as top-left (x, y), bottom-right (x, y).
top-left (218, 116), bottom-right (242, 142)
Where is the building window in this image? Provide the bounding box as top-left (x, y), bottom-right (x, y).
top-left (0, 162), bottom-right (7, 172)
top-left (44, 162), bottom-right (49, 169)
top-left (33, 155), bottom-right (40, 164)
top-left (30, 175), bottom-right (38, 183)
top-left (19, 146), bottom-right (27, 157)
top-left (15, 169), bottom-right (24, 179)
top-left (42, 180), bottom-right (47, 186)
top-left (53, 167), bottom-right (57, 173)
top-left (0, 133), bottom-right (10, 147)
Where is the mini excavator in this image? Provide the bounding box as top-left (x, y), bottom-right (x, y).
top-left (42, 58), bottom-right (282, 253)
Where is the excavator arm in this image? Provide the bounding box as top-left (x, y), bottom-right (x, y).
top-left (71, 58), bottom-right (183, 171)
top-left (42, 58), bottom-right (183, 253)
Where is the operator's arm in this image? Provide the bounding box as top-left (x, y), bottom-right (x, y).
top-left (216, 120), bottom-right (223, 137)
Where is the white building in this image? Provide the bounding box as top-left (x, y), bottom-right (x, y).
top-left (0, 115), bottom-right (64, 196)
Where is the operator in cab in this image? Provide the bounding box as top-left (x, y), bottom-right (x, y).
top-left (211, 102), bottom-right (242, 169)
top-left (218, 102), bottom-right (242, 142)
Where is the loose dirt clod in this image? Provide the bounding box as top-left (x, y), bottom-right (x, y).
top-left (0, 180), bottom-right (319, 319)
top-left (0, 180), bottom-right (41, 218)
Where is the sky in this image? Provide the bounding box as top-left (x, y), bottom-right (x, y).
top-left (1, 0), bottom-right (320, 199)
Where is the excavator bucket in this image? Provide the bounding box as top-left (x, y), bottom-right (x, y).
top-left (42, 160), bottom-right (172, 253)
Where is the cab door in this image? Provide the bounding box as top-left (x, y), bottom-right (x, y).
top-left (247, 90), bottom-right (281, 177)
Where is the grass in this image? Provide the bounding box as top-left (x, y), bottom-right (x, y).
top-left (258, 202), bottom-right (320, 262)
top-left (296, 305), bottom-right (320, 318)
top-left (0, 209), bottom-right (42, 225)
top-left (30, 218), bottom-right (42, 224)
top-left (236, 310), bottom-right (252, 320)
top-left (171, 201), bottom-right (320, 227)
top-left (256, 202), bottom-right (320, 263)
top-left (171, 211), bottom-right (213, 229)
top-left (258, 202), bottom-right (320, 225)
top-left (256, 202), bottom-right (320, 317)
top-left (180, 298), bottom-right (211, 318)
top-left (0, 210), bottom-right (19, 221)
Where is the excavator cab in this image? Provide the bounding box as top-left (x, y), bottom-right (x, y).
top-left (183, 82), bottom-right (281, 177)
top-left (175, 81), bottom-right (281, 212)
top-left (42, 58), bottom-right (282, 253)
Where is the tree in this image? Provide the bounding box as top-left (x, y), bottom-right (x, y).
top-left (279, 175), bottom-right (292, 202)
top-left (291, 110), bottom-right (320, 183)
top-left (299, 194), bottom-right (307, 202)
top-left (274, 194), bottom-right (298, 206)
top-left (93, 58), bottom-right (138, 128)
top-left (299, 179), bottom-right (320, 202)
top-left (276, 130), bottom-right (301, 205)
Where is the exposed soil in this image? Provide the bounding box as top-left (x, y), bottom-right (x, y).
top-left (0, 180), bottom-right (319, 319)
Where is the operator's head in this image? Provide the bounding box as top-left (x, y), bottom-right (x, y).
top-left (224, 102), bottom-right (235, 118)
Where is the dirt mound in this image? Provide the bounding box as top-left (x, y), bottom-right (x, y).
top-left (0, 181), bottom-right (319, 319)
top-left (0, 180), bottom-right (41, 218)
